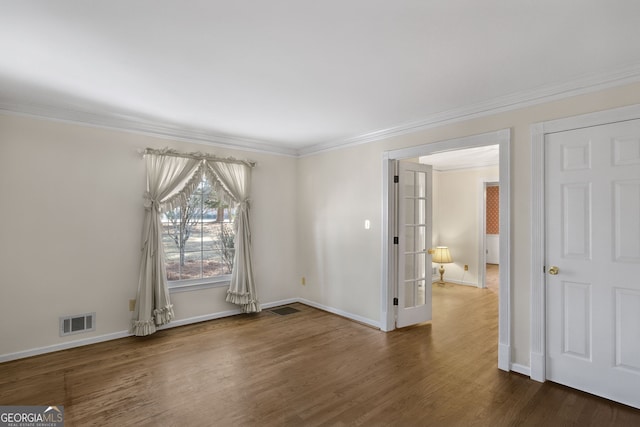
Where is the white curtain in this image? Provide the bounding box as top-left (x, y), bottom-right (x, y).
top-left (206, 161), bottom-right (260, 313)
top-left (132, 153), bottom-right (203, 336)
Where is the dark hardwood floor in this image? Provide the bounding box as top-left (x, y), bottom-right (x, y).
top-left (1, 284), bottom-right (639, 426)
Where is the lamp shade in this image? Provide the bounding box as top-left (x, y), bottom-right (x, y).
top-left (432, 246), bottom-right (452, 264)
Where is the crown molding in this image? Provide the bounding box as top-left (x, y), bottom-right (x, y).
top-left (298, 63), bottom-right (640, 157)
top-left (2, 63), bottom-right (639, 158)
top-left (0, 100), bottom-right (299, 157)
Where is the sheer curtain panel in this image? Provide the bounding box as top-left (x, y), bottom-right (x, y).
top-left (132, 153), bottom-right (203, 336)
top-left (207, 161), bottom-right (260, 313)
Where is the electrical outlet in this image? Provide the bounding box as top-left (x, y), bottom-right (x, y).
top-left (301, 277), bottom-right (306, 285)
top-left (464, 265), bottom-right (469, 271)
top-left (129, 299), bottom-right (136, 312)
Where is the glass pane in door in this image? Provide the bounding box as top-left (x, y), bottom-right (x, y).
top-left (404, 281), bottom-right (416, 307)
top-left (405, 198), bottom-right (415, 224)
top-left (415, 252), bottom-right (426, 280)
top-left (417, 171), bottom-right (427, 198)
top-left (417, 198), bottom-right (426, 224)
top-left (404, 253), bottom-right (415, 280)
top-left (404, 171), bottom-right (415, 193)
top-left (405, 226), bottom-right (415, 252)
top-left (416, 225), bottom-right (426, 253)
top-left (416, 279), bottom-right (426, 305)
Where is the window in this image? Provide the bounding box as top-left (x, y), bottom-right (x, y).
top-left (162, 178), bottom-right (235, 284)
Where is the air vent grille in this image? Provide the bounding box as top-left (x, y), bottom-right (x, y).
top-left (60, 313), bottom-right (95, 336)
top-left (270, 306), bottom-right (300, 316)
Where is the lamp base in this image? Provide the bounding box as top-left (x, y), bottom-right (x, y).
top-left (437, 265), bottom-right (446, 286)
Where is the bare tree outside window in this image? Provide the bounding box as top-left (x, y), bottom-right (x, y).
top-left (205, 196), bottom-right (235, 273)
top-left (162, 179), bottom-right (235, 281)
top-left (164, 190), bottom-right (206, 268)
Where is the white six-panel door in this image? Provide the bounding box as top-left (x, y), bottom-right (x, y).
top-left (545, 119), bottom-right (640, 408)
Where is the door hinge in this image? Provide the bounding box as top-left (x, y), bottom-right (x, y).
top-left (393, 297), bottom-right (398, 306)
top-left (393, 175), bottom-right (399, 183)
top-left (393, 237), bottom-right (399, 244)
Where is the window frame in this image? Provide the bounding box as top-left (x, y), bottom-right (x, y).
top-left (162, 178), bottom-right (235, 291)
top-left (168, 275), bottom-right (232, 293)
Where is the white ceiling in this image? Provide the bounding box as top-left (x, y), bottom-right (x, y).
top-left (1, 1), bottom-right (640, 156)
top-left (420, 145), bottom-right (499, 171)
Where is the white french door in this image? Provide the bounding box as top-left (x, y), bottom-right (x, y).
top-left (396, 161), bottom-right (432, 328)
top-left (545, 119), bottom-right (640, 408)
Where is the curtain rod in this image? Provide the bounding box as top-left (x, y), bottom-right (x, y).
top-left (142, 147), bottom-right (256, 167)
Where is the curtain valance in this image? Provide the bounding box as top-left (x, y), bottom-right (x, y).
top-left (143, 147), bottom-right (256, 167)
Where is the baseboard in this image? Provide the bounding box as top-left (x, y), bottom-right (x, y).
top-left (510, 363), bottom-right (531, 377)
top-left (158, 309), bottom-right (242, 330)
top-left (297, 298), bottom-right (381, 329)
top-left (530, 351), bottom-right (545, 382)
top-left (1, 309), bottom-right (255, 363)
top-left (157, 298), bottom-right (298, 330)
top-left (433, 278), bottom-right (479, 287)
top-left (498, 343), bottom-right (510, 371)
top-left (261, 298), bottom-right (299, 310)
top-left (0, 297), bottom-right (371, 363)
top-left (0, 330), bottom-right (131, 363)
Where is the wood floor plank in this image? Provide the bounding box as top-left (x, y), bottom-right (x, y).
top-left (1, 284), bottom-right (640, 426)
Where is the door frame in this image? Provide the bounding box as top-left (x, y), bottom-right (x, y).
top-left (381, 128), bottom-right (512, 371)
top-left (530, 103), bottom-right (640, 382)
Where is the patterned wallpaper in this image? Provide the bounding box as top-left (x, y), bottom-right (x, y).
top-left (486, 185), bottom-right (499, 234)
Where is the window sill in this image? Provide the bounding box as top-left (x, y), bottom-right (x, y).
top-left (168, 277), bottom-right (231, 294)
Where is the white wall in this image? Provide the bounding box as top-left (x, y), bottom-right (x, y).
top-left (295, 145), bottom-right (382, 322)
top-left (0, 114), bottom-right (297, 357)
top-left (2, 81), bottom-right (640, 368)
top-left (432, 166), bottom-right (499, 286)
top-left (296, 82), bottom-right (640, 367)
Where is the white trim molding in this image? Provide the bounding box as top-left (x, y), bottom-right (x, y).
top-left (2, 63), bottom-right (639, 159)
top-left (497, 131), bottom-right (511, 372)
top-left (0, 297), bottom-right (372, 363)
top-left (0, 330), bottom-right (132, 364)
top-left (510, 363), bottom-right (532, 377)
top-left (299, 63), bottom-right (640, 157)
top-left (298, 298), bottom-right (381, 329)
top-left (439, 279), bottom-right (479, 288)
top-left (382, 129), bottom-right (512, 371)
top-left (0, 103), bottom-right (299, 157)
top-left (530, 122), bottom-right (546, 382)
top-left (529, 103), bottom-right (640, 383)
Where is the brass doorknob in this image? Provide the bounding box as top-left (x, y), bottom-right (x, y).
top-left (548, 266), bottom-right (559, 275)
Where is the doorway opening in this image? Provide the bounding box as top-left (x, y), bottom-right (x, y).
top-left (381, 129), bottom-right (511, 371)
top-left (484, 182), bottom-right (500, 294)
